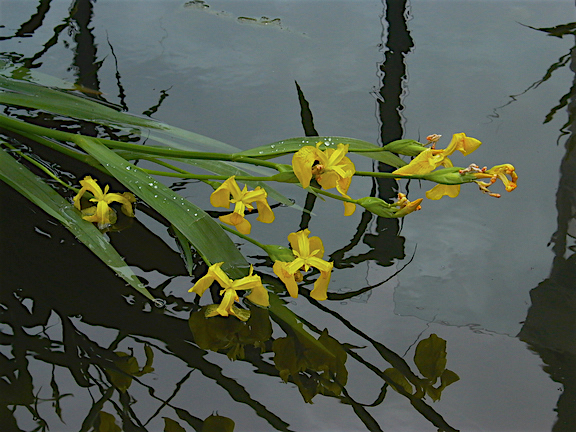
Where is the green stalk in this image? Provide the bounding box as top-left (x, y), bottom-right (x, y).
top-left (0, 142), bottom-right (79, 192)
top-left (0, 114), bottom-right (284, 171)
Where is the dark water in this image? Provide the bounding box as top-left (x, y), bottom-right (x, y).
top-left (1, 1), bottom-right (575, 431)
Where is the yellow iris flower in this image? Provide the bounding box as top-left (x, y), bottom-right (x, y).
top-left (392, 133), bottom-right (482, 200)
top-left (73, 176), bottom-right (136, 229)
top-left (292, 143), bottom-right (356, 216)
top-left (210, 176), bottom-right (275, 235)
top-left (189, 262), bottom-right (269, 321)
top-left (272, 229), bottom-right (333, 301)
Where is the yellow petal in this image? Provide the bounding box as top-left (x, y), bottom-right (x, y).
top-left (307, 256), bottom-right (333, 274)
top-left (211, 177), bottom-right (238, 209)
top-left (343, 201), bottom-right (356, 216)
top-left (245, 281), bottom-right (270, 307)
top-left (79, 176), bottom-right (105, 199)
top-left (310, 269), bottom-right (332, 301)
top-left (392, 149), bottom-right (443, 176)
top-left (273, 261), bottom-right (299, 298)
top-left (216, 288), bottom-right (239, 317)
top-left (255, 199), bottom-right (275, 223)
top-left (292, 146), bottom-right (319, 188)
top-left (425, 184), bottom-right (461, 200)
top-left (288, 229), bottom-right (311, 257)
top-left (219, 213), bottom-right (252, 235)
top-left (394, 198), bottom-right (423, 217)
top-left (189, 262), bottom-right (223, 295)
top-left (444, 133), bottom-right (482, 156)
top-left (307, 235), bottom-right (325, 259)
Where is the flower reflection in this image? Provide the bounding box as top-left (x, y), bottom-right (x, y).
top-left (273, 330), bottom-right (348, 403)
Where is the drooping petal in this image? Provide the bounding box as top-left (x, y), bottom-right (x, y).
top-left (392, 149), bottom-right (444, 176)
top-left (219, 212), bottom-right (252, 234)
top-left (425, 184), bottom-right (461, 200)
top-left (245, 280), bottom-right (270, 307)
top-left (273, 261), bottom-right (300, 298)
top-left (310, 268), bottom-right (332, 301)
top-left (255, 198), bottom-right (275, 223)
top-left (292, 146), bottom-right (321, 188)
top-left (189, 262), bottom-right (225, 296)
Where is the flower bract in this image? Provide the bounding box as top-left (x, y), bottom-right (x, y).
top-left (189, 262), bottom-right (269, 321)
top-left (292, 143), bottom-right (356, 216)
top-left (73, 176), bottom-right (136, 229)
top-left (210, 176), bottom-right (274, 234)
top-left (272, 229), bottom-right (333, 300)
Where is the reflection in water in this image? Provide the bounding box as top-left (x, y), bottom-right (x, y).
top-left (518, 21), bottom-right (576, 432)
top-left (0, 1), bottom-right (463, 431)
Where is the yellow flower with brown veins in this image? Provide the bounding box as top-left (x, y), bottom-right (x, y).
top-left (292, 142), bottom-right (356, 216)
top-left (392, 133), bottom-right (482, 177)
top-left (189, 262), bottom-right (269, 321)
top-left (73, 176), bottom-right (136, 229)
top-left (273, 229), bottom-right (333, 301)
top-left (210, 176), bottom-right (275, 235)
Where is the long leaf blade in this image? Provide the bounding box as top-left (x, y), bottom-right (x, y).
top-left (237, 136), bottom-right (407, 167)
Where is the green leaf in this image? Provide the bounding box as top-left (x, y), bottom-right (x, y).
top-left (0, 70), bottom-right (238, 154)
top-left (0, 145), bottom-right (156, 302)
top-left (73, 136), bottom-right (248, 277)
top-left (237, 136), bottom-right (407, 168)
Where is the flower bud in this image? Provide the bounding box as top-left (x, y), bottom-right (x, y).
top-left (382, 139), bottom-right (426, 156)
top-left (356, 197), bottom-right (396, 218)
top-left (421, 167), bottom-right (476, 185)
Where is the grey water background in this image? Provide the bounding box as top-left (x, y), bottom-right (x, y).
top-left (1, 0), bottom-right (575, 431)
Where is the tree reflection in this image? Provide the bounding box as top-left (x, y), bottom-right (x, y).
top-left (517, 19), bottom-right (576, 432)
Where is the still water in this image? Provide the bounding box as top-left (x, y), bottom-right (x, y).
top-left (1, 0), bottom-right (575, 431)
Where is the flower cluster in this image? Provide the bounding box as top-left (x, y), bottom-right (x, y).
top-left (76, 132), bottom-right (517, 319)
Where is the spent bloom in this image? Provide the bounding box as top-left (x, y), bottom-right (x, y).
top-left (73, 176), bottom-right (136, 229)
top-left (189, 262), bottom-right (269, 321)
top-left (473, 164), bottom-right (518, 197)
top-left (272, 229), bottom-right (333, 301)
top-left (292, 142), bottom-right (356, 216)
top-left (392, 133), bottom-right (483, 200)
top-left (210, 176), bottom-right (274, 235)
